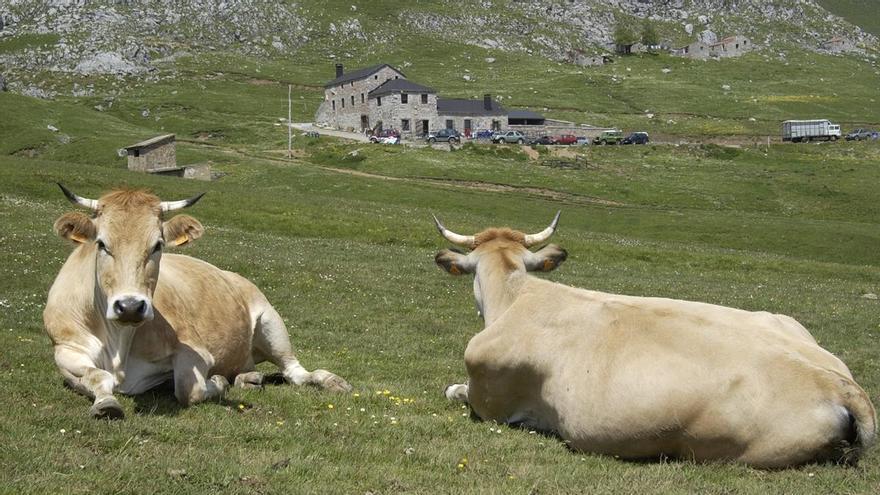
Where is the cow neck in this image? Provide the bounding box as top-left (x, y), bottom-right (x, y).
top-left (475, 263), bottom-right (528, 327)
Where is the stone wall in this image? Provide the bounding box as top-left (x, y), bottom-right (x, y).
top-left (435, 114), bottom-right (504, 136)
top-left (127, 141), bottom-right (176, 172)
top-left (507, 124), bottom-right (614, 140)
top-left (370, 92), bottom-right (439, 136)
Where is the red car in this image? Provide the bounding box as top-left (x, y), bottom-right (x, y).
top-left (555, 134), bottom-right (578, 145)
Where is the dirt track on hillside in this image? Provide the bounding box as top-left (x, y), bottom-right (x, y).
top-left (181, 140), bottom-right (626, 208)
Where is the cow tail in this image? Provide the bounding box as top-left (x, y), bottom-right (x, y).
top-left (838, 378), bottom-right (877, 465)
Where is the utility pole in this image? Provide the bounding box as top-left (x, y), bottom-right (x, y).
top-left (287, 84), bottom-right (292, 159)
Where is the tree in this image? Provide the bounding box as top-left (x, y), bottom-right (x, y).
top-left (613, 21), bottom-right (637, 55)
top-left (641, 20), bottom-right (659, 50)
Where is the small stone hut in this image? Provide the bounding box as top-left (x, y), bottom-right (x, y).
top-left (125, 134), bottom-right (176, 172)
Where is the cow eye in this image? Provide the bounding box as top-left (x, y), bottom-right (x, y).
top-left (152, 241), bottom-right (163, 254)
top-left (96, 240), bottom-right (108, 253)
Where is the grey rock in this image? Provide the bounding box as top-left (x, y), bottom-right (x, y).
top-left (698, 29), bottom-right (717, 44)
top-left (75, 52), bottom-right (143, 75)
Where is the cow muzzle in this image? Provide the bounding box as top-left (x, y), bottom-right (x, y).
top-left (107, 295), bottom-right (154, 324)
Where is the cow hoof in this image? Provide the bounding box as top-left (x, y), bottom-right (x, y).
top-left (314, 370), bottom-right (353, 393)
top-left (234, 371), bottom-right (264, 389)
top-left (445, 384), bottom-right (469, 402)
top-left (90, 397), bottom-right (124, 420)
top-left (210, 374), bottom-right (230, 392)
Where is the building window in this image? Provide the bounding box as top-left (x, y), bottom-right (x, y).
top-left (351, 95), bottom-right (355, 105)
top-left (375, 75), bottom-right (378, 80)
top-left (361, 93), bottom-right (364, 103)
top-left (492, 120), bottom-right (501, 131)
top-left (377, 97), bottom-right (382, 106)
top-left (445, 119), bottom-right (454, 130)
top-left (464, 119), bottom-right (472, 131)
top-left (332, 100), bottom-right (336, 111)
top-left (421, 94), bottom-right (428, 104)
top-left (401, 119), bottom-right (410, 131)
top-left (341, 98), bottom-right (345, 108)
top-left (401, 94), bottom-right (408, 104)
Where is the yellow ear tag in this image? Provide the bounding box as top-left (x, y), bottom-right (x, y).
top-left (70, 233), bottom-right (88, 244)
top-left (449, 265), bottom-right (461, 275)
top-left (172, 234), bottom-right (190, 246)
top-left (543, 260), bottom-right (555, 271)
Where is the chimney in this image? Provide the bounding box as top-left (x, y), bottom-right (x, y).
top-left (483, 94), bottom-right (492, 111)
top-left (335, 64), bottom-right (344, 78)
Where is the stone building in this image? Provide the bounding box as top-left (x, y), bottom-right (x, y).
top-left (675, 35), bottom-right (750, 59)
top-left (316, 63), bottom-right (412, 131)
top-left (315, 63), bottom-right (551, 139)
top-left (125, 134), bottom-right (176, 172)
top-left (368, 78), bottom-right (439, 136)
top-left (821, 36), bottom-right (856, 53)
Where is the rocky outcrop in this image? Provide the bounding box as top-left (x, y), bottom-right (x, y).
top-left (0, 0), bottom-right (874, 97)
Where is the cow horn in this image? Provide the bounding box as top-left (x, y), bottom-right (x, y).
top-left (57, 183), bottom-right (98, 210)
top-left (160, 192), bottom-right (206, 212)
top-left (432, 214), bottom-right (475, 248)
top-left (523, 211), bottom-right (561, 247)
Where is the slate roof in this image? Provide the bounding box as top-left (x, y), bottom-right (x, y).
top-left (508, 109), bottom-right (545, 120)
top-left (124, 134), bottom-right (175, 150)
top-left (368, 78), bottom-right (436, 98)
top-left (437, 98), bottom-right (507, 116)
top-left (324, 63), bottom-right (404, 88)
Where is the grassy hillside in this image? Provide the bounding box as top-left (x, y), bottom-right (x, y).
top-left (818, 0), bottom-right (880, 37)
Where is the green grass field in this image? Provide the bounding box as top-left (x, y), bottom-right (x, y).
top-left (2, 99), bottom-right (880, 492)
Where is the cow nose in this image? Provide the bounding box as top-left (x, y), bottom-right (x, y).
top-left (113, 297), bottom-right (147, 322)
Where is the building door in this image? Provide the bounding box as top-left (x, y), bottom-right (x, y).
top-left (361, 115), bottom-right (369, 130)
top-left (464, 119), bottom-right (472, 138)
top-left (421, 120), bottom-right (429, 136)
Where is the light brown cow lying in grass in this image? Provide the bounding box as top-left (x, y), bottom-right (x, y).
top-left (433, 212), bottom-right (876, 468)
top-left (44, 185), bottom-right (351, 419)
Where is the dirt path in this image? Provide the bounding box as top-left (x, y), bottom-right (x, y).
top-left (184, 141), bottom-right (625, 208)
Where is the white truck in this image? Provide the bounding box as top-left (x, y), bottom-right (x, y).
top-left (782, 119), bottom-right (841, 142)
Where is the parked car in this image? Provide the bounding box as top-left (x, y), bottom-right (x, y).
top-left (369, 129), bottom-right (400, 143)
top-left (475, 129), bottom-right (495, 139)
top-left (555, 134), bottom-right (578, 145)
top-left (593, 130), bottom-right (624, 145)
top-left (845, 128), bottom-right (876, 141)
top-left (492, 130), bottom-right (526, 144)
top-left (426, 128), bottom-right (462, 143)
top-left (531, 135), bottom-right (557, 145)
top-left (575, 136), bottom-right (591, 146)
top-left (622, 132), bottom-right (650, 145)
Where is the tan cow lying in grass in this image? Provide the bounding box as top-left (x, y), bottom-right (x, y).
top-left (433, 212), bottom-right (875, 468)
top-left (44, 185), bottom-right (350, 419)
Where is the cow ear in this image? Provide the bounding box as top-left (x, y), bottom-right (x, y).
top-left (163, 214), bottom-right (204, 247)
top-left (524, 244), bottom-right (568, 272)
top-left (54, 212), bottom-right (96, 244)
top-left (435, 249), bottom-right (475, 276)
